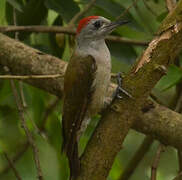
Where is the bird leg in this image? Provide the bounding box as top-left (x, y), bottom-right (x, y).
top-left (112, 72), bottom-right (132, 100)
top-left (100, 73), bottom-right (132, 114)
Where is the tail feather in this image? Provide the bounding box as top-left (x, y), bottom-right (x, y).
top-left (62, 140), bottom-right (80, 180)
top-left (69, 144), bottom-right (80, 180)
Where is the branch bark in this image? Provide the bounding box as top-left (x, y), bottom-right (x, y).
top-left (135, 100), bottom-right (182, 150)
top-left (0, 33), bottom-right (182, 150)
top-left (77, 0), bottom-right (182, 179)
top-left (166, 0), bottom-right (176, 11)
top-left (0, 26), bottom-right (148, 46)
top-left (0, 1), bottom-right (182, 178)
top-left (0, 34), bottom-right (66, 97)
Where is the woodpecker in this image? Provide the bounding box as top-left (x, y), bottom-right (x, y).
top-left (62, 16), bottom-right (129, 179)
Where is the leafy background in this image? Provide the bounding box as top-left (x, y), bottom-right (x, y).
top-left (0, 0), bottom-right (181, 180)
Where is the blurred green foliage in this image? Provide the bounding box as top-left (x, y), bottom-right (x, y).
top-left (0, 0), bottom-right (180, 180)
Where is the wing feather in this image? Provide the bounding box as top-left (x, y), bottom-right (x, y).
top-left (62, 54), bottom-right (97, 179)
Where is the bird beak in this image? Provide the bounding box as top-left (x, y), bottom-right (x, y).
top-left (102, 20), bottom-right (129, 35)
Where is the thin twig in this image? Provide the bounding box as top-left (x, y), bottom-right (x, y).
top-left (150, 93), bottom-right (164, 105)
top-left (173, 90), bottom-right (182, 177)
top-left (174, 92), bottom-right (182, 112)
top-left (3, 153), bottom-right (22, 180)
top-left (178, 151), bottom-right (182, 175)
top-left (119, 136), bottom-right (154, 180)
top-left (0, 25), bottom-right (75, 34)
top-left (133, 0), bottom-right (153, 33)
top-left (106, 35), bottom-right (149, 46)
top-left (0, 99), bottom-right (59, 177)
top-left (116, 0), bottom-right (141, 20)
top-left (0, 142), bottom-right (29, 175)
top-left (19, 82), bottom-right (27, 108)
top-left (166, 0), bottom-right (176, 12)
top-left (0, 74), bottom-right (63, 79)
top-left (29, 98), bottom-right (60, 140)
top-left (0, 97), bottom-right (58, 177)
top-left (0, 25), bottom-right (149, 46)
top-left (172, 171), bottom-right (182, 180)
top-left (10, 81), bottom-right (43, 180)
top-left (13, 9), bottom-right (27, 109)
top-left (151, 144), bottom-right (165, 180)
top-left (69, 0), bottom-right (97, 26)
top-left (13, 8), bottom-right (19, 40)
top-left (25, 110), bottom-right (48, 140)
top-left (40, 98), bottom-right (60, 132)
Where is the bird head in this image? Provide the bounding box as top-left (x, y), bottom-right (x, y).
top-left (76, 16), bottom-right (129, 41)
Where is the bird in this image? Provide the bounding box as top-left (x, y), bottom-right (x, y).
top-left (62, 16), bottom-right (129, 179)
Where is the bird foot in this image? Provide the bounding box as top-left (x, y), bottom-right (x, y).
top-left (112, 72), bottom-right (132, 100)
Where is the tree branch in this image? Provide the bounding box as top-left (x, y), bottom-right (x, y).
top-left (10, 80), bottom-right (43, 180)
top-left (151, 144), bottom-right (165, 180)
top-left (0, 31), bottom-right (182, 149)
top-left (69, 0), bottom-right (97, 26)
top-left (0, 74), bottom-right (63, 79)
top-left (0, 26), bottom-right (75, 34)
top-left (3, 153), bottom-right (22, 180)
top-left (116, 0), bottom-right (140, 20)
top-left (166, 0), bottom-right (176, 11)
top-left (119, 136), bottom-right (154, 180)
top-left (0, 143), bottom-right (29, 175)
top-left (134, 101), bottom-right (182, 149)
top-left (0, 1), bottom-right (182, 177)
top-left (77, 0), bottom-right (182, 179)
top-left (0, 33), bottom-right (67, 97)
top-left (173, 171), bottom-right (182, 180)
top-left (0, 25), bottom-right (148, 46)
top-left (0, 97), bottom-right (59, 177)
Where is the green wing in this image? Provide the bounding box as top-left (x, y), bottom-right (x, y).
top-left (62, 54), bottom-right (97, 178)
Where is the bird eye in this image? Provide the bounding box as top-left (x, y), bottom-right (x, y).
top-left (93, 20), bottom-right (102, 29)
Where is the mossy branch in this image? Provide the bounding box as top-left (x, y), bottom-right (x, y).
top-left (0, 1), bottom-right (182, 179)
top-left (0, 33), bottom-right (182, 150)
top-left (77, 0), bottom-right (182, 179)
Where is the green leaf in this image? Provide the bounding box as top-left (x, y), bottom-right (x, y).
top-left (115, 0), bottom-right (161, 34)
top-left (5, 0), bottom-right (47, 40)
top-left (0, 0), bottom-right (6, 24)
top-left (157, 65), bottom-right (182, 91)
top-left (18, 0), bottom-right (48, 40)
top-left (44, 0), bottom-right (80, 22)
top-left (6, 0), bottom-right (23, 12)
top-left (107, 40), bottom-right (137, 64)
top-left (83, 0), bottom-right (147, 34)
top-left (5, 2), bottom-right (13, 25)
top-left (79, 116), bottom-right (100, 157)
top-left (95, 0), bottom-right (125, 18)
top-left (48, 16), bottom-right (65, 58)
top-left (23, 84), bottom-right (48, 126)
top-left (0, 146), bottom-right (3, 154)
top-left (157, 11), bottom-right (168, 22)
top-left (17, 0), bottom-right (47, 26)
top-left (82, 0), bottom-right (133, 21)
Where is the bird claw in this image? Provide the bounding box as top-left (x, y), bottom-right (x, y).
top-left (112, 72), bottom-right (132, 100)
top-left (116, 94), bottom-right (123, 99)
top-left (118, 86), bottom-right (132, 98)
